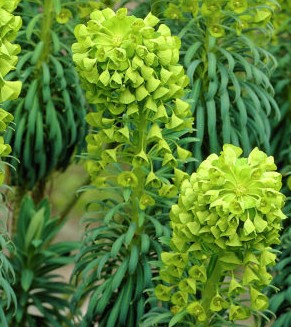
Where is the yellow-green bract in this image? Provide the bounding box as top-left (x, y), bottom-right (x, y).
top-left (72, 7), bottom-right (193, 186)
top-left (156, 144), bottom-right (286, 324)
top-left (0, 0), bottom-right (21, 183)
top-left (0, 0), bottom-right (22, 103)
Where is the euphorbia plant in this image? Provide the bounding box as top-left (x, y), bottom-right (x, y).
top-left (152, 144), bottom-right (286, 326)
top-left (71, 7), bottom-right (195, 325)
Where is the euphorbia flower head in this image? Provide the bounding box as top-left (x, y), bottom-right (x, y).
top-left (171, 144), bottom-right (286, 252)
top-left (156, 145), bottom-right (286, 323)
top-left (72, 8), bottom-right (188, 117)
top-left (72, 7), bottom-right (193, 181)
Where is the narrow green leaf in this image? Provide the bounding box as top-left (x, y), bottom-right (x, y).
top-left (111, 257), bottom-right (129, 291)
top-left (21, 269), bottom-right (34, 292)
top-left (169, 309), bottom-right (187, 327)
top-left (26, 14), bottom-right (42, 40)
top-left (0, 306), bottom-right (8, 327)
top-left (217, 47), bottom-right (235, 72)
top-left (194, 103), bottom-right (205, 163)
top-left (125, 222), bottom-right (137, 245)
top-left (25, 208), bottom-right (45, 249)
top-left (184, 41), bottom-right (202, 67)
top-left (206, 99), bottom-right (219, 153)
top-left (186, 59), bottom-right (202, 86)
top-left (220, 91), bottom-right (231, 143)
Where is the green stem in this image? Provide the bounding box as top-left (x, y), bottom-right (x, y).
top-left (37, 0), bottom-right (54, 69)
top-left (131, 112), bottom-right (147, 226)
top-left (201, 257), bottom-right (223, 325)
top-left (178, 18), bottom-right (196, 40)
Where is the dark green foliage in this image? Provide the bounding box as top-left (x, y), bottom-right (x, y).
top-left (71, 176), bottom-right (172, 326)
top-left (5, 196), bottom-right (79, 327)
top-left (269, 14), bottom-right (291, 168)
top-left (4, 0), bottom-right (87, 190)
top-left (182, 25), bottom-right (278, 165)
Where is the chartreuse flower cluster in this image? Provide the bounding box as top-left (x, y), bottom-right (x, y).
top-left (56, 0), bottom-right (119, 24)
top-left (0, 0), bottom-right (21, 102)
top-left (76, 0), bottom-right (118, 19)
top-left (72, 7), bottom-right (193, 196)
top-left (155, 144), bottom-right (286, 325)
top-left (0, 0), bottom-right (21, 182)
top-left (163, 0), bottom-right (278, 37)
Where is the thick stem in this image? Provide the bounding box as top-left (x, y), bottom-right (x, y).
top-left (201, 257), bottom-right (223, 325)
top-left (131, 112), bottom-right (147, 226)
top-left (37, 0), bottom-right (54, 67)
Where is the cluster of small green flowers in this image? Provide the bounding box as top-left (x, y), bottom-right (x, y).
top-left (56, 8), bottom-right (73, 24)
top-left (56, 0), bottom-right (119, 24)
top-left (155, 144), bottom-right (286, 323)
top-left (72, 8), bottom-right (193, 198)
top-left (0, 0), bottom-right (21, 102)
top-left (164, 0), bottom-right (278, 37)
top-left (0, 0), bottom-right (21, 183)
top-left (76, 1), bottom-right (118, 19)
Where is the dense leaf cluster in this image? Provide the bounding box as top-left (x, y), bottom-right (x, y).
top-left (4, 0), bottom-right (87, 190)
